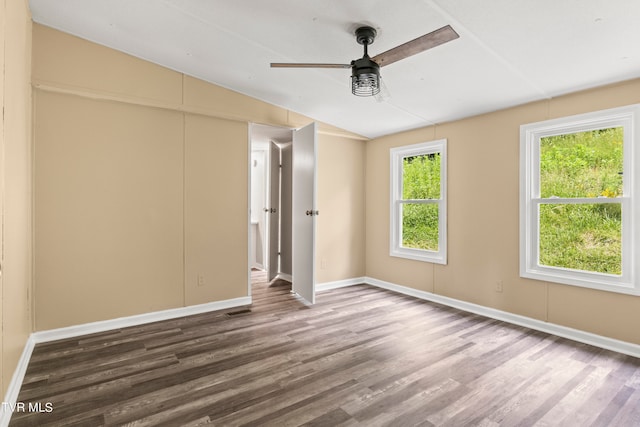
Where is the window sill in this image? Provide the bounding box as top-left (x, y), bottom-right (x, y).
top-left (391, 248), bottom-right (447, 265)
top-left (521, 268), bottom-right (639, 296)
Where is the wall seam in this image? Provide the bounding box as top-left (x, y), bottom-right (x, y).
top-left (181, 73), bottom-right (187, 308)
top-left (31, 82), bottom-right (367, 142)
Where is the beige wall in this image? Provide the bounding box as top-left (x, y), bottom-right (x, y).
top-left (32, 24), bottom-right (367, 330)
top-left (316, 133), bottom-right (366, 284)
top-left (184, 114), bottom-right (249, 305)
top-left (366, 78), bottom-right (640, 345)
top-left (1, 0), bottom-right (33, 395)
top-left (34, 91), bottom-right (185, 326)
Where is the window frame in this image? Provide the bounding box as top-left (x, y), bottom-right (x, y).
top-left (390, 139), bottom-right (447, 264)
top-left (520, 104), bottom-right (640, 295)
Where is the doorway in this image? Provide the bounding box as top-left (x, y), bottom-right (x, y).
top-left (250, 124), bottom-right (293, 285)
top-left (249, 123), bottom-right (318, 305)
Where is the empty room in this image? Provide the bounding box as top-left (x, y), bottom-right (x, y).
top-left (2, 0), bottom-right (640, 425)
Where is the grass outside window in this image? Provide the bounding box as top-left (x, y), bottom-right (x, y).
top-left (538, 128), bottom-right (623, 275)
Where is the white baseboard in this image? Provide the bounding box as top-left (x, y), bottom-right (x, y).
top-left (276, 273), bottom-right (292, 282)
top-left (364, 276), bottom-right (640, 359)
top-left (317, 277), bottom-right (365, 292)
top-left (32, 296), bottom-right (252, 344)
top-left (0, 336), bottom-right (36, 427)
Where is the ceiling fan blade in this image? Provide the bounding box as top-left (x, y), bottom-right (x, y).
top-left (271, 63), bottom-right (351, 69)
top-left (372, 25), bottom-right (459, 67)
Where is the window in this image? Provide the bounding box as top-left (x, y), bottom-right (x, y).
top-left (390, 139), bottom-right (447, 264)
top-left (520, 104), bottom-right (640, 295)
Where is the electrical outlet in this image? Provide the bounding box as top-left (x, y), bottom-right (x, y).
top-left (198, 274), bottom-right (205, 287)
top-left (495, 280), bottom-right (503, 293)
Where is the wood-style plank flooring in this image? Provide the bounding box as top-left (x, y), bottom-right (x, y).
top-left (9, 271), bottom-right (640, 426)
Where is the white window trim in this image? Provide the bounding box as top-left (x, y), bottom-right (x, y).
top-left (520, 104), bottom-right (640, 295)
top-left (390, 139), bottom-right (447, 264)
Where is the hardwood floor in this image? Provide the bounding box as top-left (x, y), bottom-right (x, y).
top-left (9, 271), bottom-right (640, 426)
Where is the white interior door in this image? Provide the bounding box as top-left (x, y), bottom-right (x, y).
top-left (292, 122), bottom-right (317, 304)
top-left (267, 141), bottom-right (280, 282)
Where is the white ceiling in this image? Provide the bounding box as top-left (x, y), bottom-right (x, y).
top-left (29, 0), bottom-right (640, 139)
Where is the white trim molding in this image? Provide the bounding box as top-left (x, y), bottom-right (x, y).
top-left (31, 297), bottom-right (252, 344)
top-left (277, 273), bottom-right (293, 283)
top-left (317, 277), bottom-right (366, 292)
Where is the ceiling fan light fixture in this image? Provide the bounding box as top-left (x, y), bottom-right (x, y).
top-left (352, 72), bottom-right (380, 97)
top-left (270, 24), bottom-right (459, 98)
top-left (351, 57), bottom-right (381, 97)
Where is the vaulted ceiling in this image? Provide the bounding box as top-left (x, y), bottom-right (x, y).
top-left (29, 0), bottom-right (640, 138)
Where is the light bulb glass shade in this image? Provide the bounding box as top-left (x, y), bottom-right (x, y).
top-left (352, 73), bottom-right (380, 96)
top-left (351, 56), bottom-right (381, 97)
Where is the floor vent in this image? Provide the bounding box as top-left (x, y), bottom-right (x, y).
top-left (225, 308), bottom-right (252, 317)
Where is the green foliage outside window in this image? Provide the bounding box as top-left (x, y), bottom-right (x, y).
top-left (539, 128), bottom-right (623, 274)
top-left (540, 128), bottom-right (623, 198)
top-left (402, 153), bottom-right (440, 251)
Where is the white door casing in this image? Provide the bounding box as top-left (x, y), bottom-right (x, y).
top-left (279, 143), bottom-right (293, 276)
top-left (267, 141), bottom-right (280, 282)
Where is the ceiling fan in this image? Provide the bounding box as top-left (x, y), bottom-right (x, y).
top-left (271, 25), bottom-right (459, 97)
